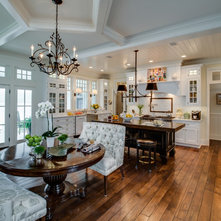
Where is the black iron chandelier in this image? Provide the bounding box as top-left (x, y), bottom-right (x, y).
top-left (29, 0), bottom-right (80, 76)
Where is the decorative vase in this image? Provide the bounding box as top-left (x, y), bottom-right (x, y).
top-left (46, 137), bottom-right (55, 148)
top-left (35, 154), bottom-right (44, 167)
top-left (94, 109), bottom-right (97, 113)
top-left (139, 109), bottom-right (142, 116)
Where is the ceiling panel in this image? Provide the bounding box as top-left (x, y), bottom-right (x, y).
top-left (80, 32), bottom-right (221, 74)
top-left (107, 0), bottom-right (221, 37)
top-left (13, 0), bottom-right (93, 24)
top-left (0, 3), bottom-right (16, 34)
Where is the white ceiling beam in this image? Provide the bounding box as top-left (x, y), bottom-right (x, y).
top-left (0, 0), bottom-right (28, 46)
top-left (92, 0), bottom-right (125, 45)
top-left (79, 14), bottom-right (221, 59)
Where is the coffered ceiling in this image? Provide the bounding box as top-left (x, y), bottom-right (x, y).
top-left (0, 0), bottom-right (221, 76)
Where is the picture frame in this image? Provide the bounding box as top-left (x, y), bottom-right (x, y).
top-left (216, 93), bottom-right (221, 105)
top-left (150, 97), bottom-right (173, 113)
top-left (147, 67), bottom-right (167, 82)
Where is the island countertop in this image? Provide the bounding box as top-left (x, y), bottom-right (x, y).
top-left (94, 118), bottom-right (185, 132)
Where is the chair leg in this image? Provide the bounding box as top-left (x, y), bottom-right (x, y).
top-left (128, 146), bottom-right (130, 158)
top-left (120, 166), bottom-right (124, 178)
top-left (85, 168), bottom-right (88, 184)
top-left (104, 176), bottom-right (107, 197)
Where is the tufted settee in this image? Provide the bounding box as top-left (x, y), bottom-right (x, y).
top-left (79, 122), bottom-right (126, 195)
top-left (0, 172), bottom-right (46, 221)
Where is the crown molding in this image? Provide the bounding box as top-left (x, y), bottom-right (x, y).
top-left (103, 26), bottom-right (125, 45)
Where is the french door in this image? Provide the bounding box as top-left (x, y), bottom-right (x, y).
top-left (0, 85), bottom-right (10, 148)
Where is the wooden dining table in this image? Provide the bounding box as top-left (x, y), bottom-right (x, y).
top-left (0, 143), bottom-right (105, 220)
top-left (95, 118), bottom-right (185, 163)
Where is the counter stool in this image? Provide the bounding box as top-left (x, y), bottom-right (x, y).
top-left (136, 139), bottom-right (157, 172)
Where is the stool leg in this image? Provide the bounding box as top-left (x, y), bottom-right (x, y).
top-left (128, 146), bottom-right (130, 158)
top-left (148, 148), bottom-right (152, 172)
top-left (154, 145), bottom-right (157, 168)
top-left (136, 147), bottom-right (139, 169)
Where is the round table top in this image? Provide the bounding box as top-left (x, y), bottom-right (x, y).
top-left (0, 143), bottom-right (105, 177)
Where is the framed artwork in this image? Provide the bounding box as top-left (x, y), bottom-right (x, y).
top-left (150, 97), bottom-right (173, 113)
top-left (216, 93), bottom-right (221, 105)
top-left (147, 67), bottom-right (167, 82)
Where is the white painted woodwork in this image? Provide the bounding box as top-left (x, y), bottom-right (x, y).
top-left (75, 115), bottom-right (87, 135)
top-left (210, 113), bottom-right (221, 140)
top-left (174, 119), bottom-right (201, 148)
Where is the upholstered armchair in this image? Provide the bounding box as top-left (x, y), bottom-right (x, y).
top-left (79, 122), bottom-right (126, 196)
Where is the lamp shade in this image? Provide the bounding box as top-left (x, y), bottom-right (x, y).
top-left (92, 89), bottom-right (98, 95)
top-left (117, 84), bottom-right (127, 92)
top-left (146, 82), bottom-right (158, 90)
top-left (76, 88), bottom-right (82, 93)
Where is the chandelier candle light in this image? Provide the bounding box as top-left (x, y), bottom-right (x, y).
top-left (29, 0), bottom-right (80, 76)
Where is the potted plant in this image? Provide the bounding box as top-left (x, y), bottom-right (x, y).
top-left (137, 104), bottom-right (144, 116)
top-left (91, 104), bottom-right (100, 113)
top-left (58, 134), bottom-right (68, 145)
top-left (35, 101), bottom-right (60, 148)
top-left (34, 145), bottom-right (46, 158)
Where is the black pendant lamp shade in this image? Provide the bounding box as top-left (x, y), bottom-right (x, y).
top-left (146, 82), bottom-right (158, 91)
top-left (117, 84), bottom-right (127, 92)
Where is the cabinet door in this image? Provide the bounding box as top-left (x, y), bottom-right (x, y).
top-left (187, 78), bottom-right (200, 105)
top-left (185, 128), bottom-right (199, 145)
top-left (76, 116), bottom-right (86, 135)
top-left (175, 128), bottom-right (186, 143)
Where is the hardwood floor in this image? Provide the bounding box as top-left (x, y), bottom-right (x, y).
top-left (7, 140), bottom-right (221, 221)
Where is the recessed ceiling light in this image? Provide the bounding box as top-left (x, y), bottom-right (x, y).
top-left (100, 69), bottom-right (104, 72)
top-left (89, 66), bottom-right (93, 69)
top-left (126, 63), bottom-right (131, 66)
top-left (149, 60), bottom-right (154, 63)
top-left (181, 55), bottom-right (187, 58)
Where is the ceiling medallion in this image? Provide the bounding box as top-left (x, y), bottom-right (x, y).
top-left (29, 0), bottom-right (80, 76)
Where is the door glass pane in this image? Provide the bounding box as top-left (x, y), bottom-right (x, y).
top-left (0, 107), bottom-right (5, 124)
top-left (25, 90), bottom-right (32, 105)
top-left (17, 89), bottom-right (24, 105)
top-left (0, 125), bottom-right (5, 143)
top-left (0, 89), bottom-right (5, 106)
top-left (17, 89), bottom-right (32, 140)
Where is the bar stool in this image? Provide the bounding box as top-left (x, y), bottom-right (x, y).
top-left (136, 139), bottom-right (157, 172)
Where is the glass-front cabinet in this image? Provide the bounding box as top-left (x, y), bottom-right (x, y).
top-left (48, 77), bottom-right (67, 115)
top-left (185, 66), bottom-right (201, 106)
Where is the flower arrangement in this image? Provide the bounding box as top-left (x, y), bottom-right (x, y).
top-left (91, 104), bottom-right (100, 110)
top-left (35, 101), bottom-right (59, 139)
top-left (137, 104), bottom-right (144, 116)
top-left (34, 146), bottom-right (46, 156)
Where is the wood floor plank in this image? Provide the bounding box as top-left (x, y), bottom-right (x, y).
top-left (6, 142), bottom-right (221, 221)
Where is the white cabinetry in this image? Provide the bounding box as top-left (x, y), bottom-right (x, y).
top-left (75, 115), bottom-right (87, 135)
top-left (174, 119), bottom-right (200, 148)
top-left (99, 79), bottom-right (110, 110)
top-left (181, 65), bottom-right (202, 106)
top-left (53, 114), bottom-right (87, 137)
top-left (54, 116), bottom-right (75, 137)
top-left (48, 78), bottom-right (67, 115)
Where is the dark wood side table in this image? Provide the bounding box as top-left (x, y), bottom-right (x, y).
top-left (0, 143), bottom-right (105, 220)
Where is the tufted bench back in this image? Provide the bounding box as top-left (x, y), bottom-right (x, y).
top-left (80, 122), bottom-right (126, 167)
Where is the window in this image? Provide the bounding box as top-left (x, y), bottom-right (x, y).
top-left (17, 69), bottom-right (32, 80)
top-left (67, 77), bottom-right (71, 110)
top-left (0, 66), bottom-right (5, 77)
top-left (17, 89), bottom-right (32, 140)
top-left (91, 81), bottom-right (97, 105)
top-left (49, 92), bottom-right (56, 113)
top-left (76, 79), bottom-right (88, 109)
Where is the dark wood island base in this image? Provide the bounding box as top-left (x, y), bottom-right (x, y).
top-left (95, 118), bottom-right (185, 164)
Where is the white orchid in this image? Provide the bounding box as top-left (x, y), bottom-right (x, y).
top-left (35, 101), bottom-right (54, 118)
top-left (36, 101), bottom-right (55, 133)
